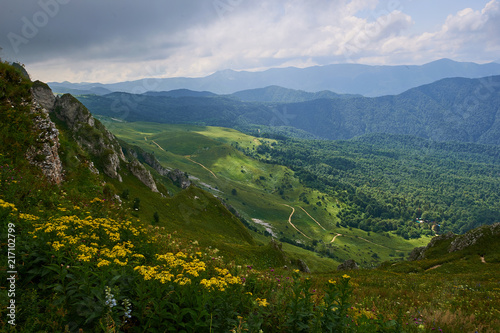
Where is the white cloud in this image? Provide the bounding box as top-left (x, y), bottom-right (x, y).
top-left (163, 0), bottom-right (416, 76)
top-left (351, 0), bottom-right (500, 65)
top-left (5, 0), bottom-right (499, 83)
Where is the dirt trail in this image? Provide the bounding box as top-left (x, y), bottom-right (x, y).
top-left (152, 140), bottom-right (165, 152)
top-left (339, 234), bottom-right (403, 251)
top-left (185, 156), bottom-right (218, 179)
top-left (426, 264), bottom-right (442, 271)
top-left (299, 207), bottom-right (326, 230)
top-left (355, 236), bottom-right (390, 249)
top-left (330, 233), bottom-right (342, 243)
top-left (282, 204), bottom-right (311, 240)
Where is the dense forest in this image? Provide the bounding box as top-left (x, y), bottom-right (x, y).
top-left (239, 133), bottom-right (500, 237)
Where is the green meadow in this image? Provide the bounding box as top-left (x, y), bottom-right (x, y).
top-left (100, 119), bottom-right (430, 269)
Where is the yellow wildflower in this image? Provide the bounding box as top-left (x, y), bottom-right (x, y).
top-left (19, 213), bottom-right (39, 221)
top-left (97, 259), bottom-right (111, 267)
top-left (256, 298), bottom-right (269, 307)
top-left (0, 199), bottom-right (17, 212)
top-left (134, 265), bottom-right (156, 280)
top-left (51, 241), bottom-right (65, 251)
top-left (132, 253), bottom-right (145, 260)
top-left (113, 258), bottom-right (128, 266)
top-left (174, 276), bottom-right (192, 286)
top-left (155, 270), bottom-right (174, 284)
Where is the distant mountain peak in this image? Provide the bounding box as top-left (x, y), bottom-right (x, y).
top-left (209, 68), bottom-right (239, 78)
top-left (430, 58), bottom-right (456, 63)
top-left (49, 60), bottom-right (500, 96)
top-left (143, 89), bottom-right (216, 98)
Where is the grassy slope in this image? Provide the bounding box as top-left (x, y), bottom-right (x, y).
top-left (100, 119), bottom-right (430, 269)
top-left (104, 165), bottom-right (293, 269)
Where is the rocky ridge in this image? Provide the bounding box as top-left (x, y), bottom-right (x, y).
top-left (29, 80), bottom-right (165, 193)
top-left (448, 223), bottom-right (500, 253)
top-left (409, 223), bottom-right (500, 261)
top-left (128, 159), bottom-right (159, 193)
top-left (26, 82), bottom-right (63, 184)
top-left (123, 146), bottom-right (191, 189)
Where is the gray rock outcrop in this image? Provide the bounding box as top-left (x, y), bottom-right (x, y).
top-left (53, 94), bottom-right (126, 181)
top-left (125, 147), bottom-right (191, 189)
top-left (408, 246), bottom-right (426, 261)
top-left (297, 259), bottom-right (311, 273)
top-left (26, 89), bottom-right (63, 184)
top-left (168, 169), bottom-right (191, 189)
top-left (408, 232), bottom-right (455, 261)
top-left (31, 81), bottom-right (55, 110)
top-left (449, 223), bottom-right (500, 253)
top-left (128, 160), bottom-right (159, 193)
top-left (409, 224), bottom-right (500, 261)
top-left (337, 259), bottom-right (359, 271)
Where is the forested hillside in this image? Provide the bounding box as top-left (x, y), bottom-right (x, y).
top-left (243, 133), bottom-right (500, 235)
top-left (77, 75), bottom-right (500, 145)
top-left (229, 85), bottom-right (360, 103)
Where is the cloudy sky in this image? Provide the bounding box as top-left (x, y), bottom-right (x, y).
top-left (1, 0), bottom-right (499, 83)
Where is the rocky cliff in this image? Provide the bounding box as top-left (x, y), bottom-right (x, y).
top-left (123, 145), bottom-right (191, 189)
top-left (128, 160), bottom-right (159, 193)
top-left (448, 223), bottom-right (500, 253)
top-left (26, 81), bottom-right (63, 184)
top-left (29, 80), bottom-right (166, 193)
top-left (31, 81), bottom-right (127, 181)
top-left (409, 223), bottom-right (500, 261)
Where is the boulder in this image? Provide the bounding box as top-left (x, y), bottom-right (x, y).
top-left (297, 259), bottom-right (311, 273)
top-left (337, 259), bottom-right (359, 271)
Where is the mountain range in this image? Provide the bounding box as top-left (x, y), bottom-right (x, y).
top-left (76, 75), bottom-right (500, 145)
top-left (2, 55), bottom-right (500, 333)
top-left (49, 58), bottom-right (500, 96)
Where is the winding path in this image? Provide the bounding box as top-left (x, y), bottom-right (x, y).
top-left (185, 156), bottom-right (218, 179)
top-left (152, 140), bottom-right (165, 152)
top-left (330, 233), bottom-right (342, 243)
top-left (356, 236), bottom-right (390, 249)
top-left (299, 207), bottom-right (326, 230)
top-left (426, 264), bottom-right (442, 271)
top-left (282, 204), bottom-right (311, 240)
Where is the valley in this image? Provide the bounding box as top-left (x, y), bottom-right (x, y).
top-left (1, 60), bottom-right (499, 332)
top-left (100, 119), bottom-right (429, 269)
